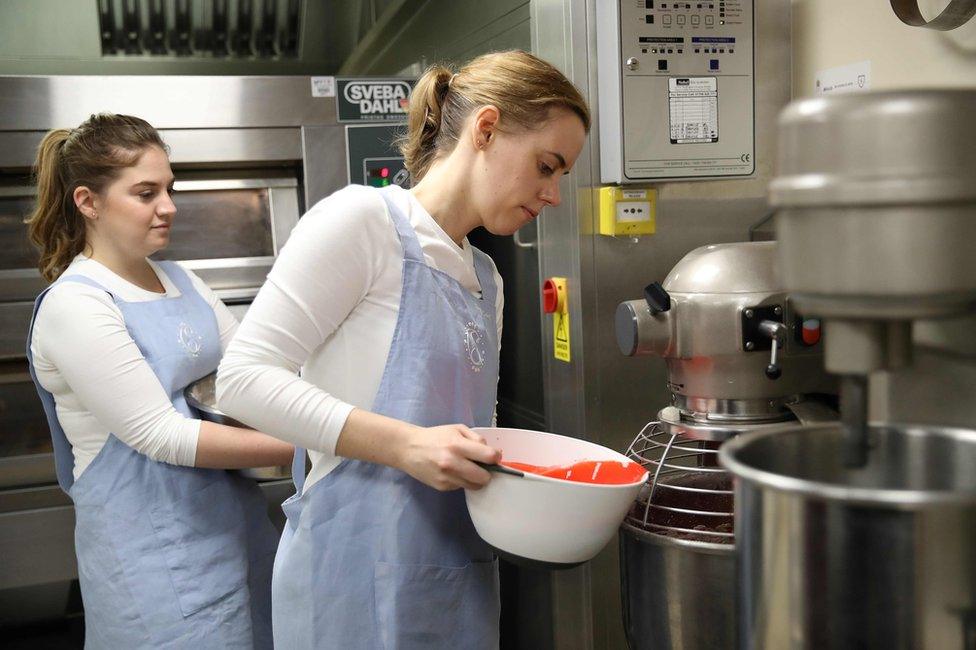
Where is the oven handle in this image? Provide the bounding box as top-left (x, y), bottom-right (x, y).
top-left (0, 180), bottom-right (298, 196)
top-left (173, 178), bottom-right (297, 191)
top-left (214, 287), bottom-right (259, 303)
top-left (0, 453), bottom-right (57, 490)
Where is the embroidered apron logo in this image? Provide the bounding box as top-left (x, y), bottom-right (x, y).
top-left (177, 322), bottom-right (203, 357)
top-left (462, 321), bottom-right (487, 372)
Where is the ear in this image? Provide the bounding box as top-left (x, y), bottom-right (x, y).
top-left (470, 105), bottom-right (501, 150)
top-left (73, 186), bottom-right (98, 222)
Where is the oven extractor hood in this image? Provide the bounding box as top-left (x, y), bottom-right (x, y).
top-left (93, 0), bottom-right (370, 70)
top-left (99, 0), bottom-right (302, 58)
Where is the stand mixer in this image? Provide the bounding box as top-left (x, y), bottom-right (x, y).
top-left (721, 90), bottom-right (976, 649)
top-left (615, 241), bottom-right (835, 649)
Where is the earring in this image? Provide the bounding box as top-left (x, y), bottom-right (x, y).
top-left (90, 210), bottom-right (98, 220)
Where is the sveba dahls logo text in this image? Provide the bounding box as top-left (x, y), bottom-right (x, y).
top-left (343, 81), bottom-right (410, 116)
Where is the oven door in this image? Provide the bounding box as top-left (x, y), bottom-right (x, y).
top-left (0, 362), bottom-right (60, 494)
top-left (0, 176), bottom-right (300, 359)
top-left (154, 177), bottom-right (300, 291)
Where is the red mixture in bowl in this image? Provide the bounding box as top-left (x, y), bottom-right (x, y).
top-left (502, 460), bottom-right (647, 485)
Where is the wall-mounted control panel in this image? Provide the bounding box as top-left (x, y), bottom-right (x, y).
top-left (597, 0), bottom-right (755, 182)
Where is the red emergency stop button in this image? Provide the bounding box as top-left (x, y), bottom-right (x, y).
top-left (543, 277), bottom-right (568, 314)
top-left (543, 279), bottom-right (559, 314)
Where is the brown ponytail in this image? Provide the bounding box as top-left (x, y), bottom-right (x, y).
top-left (25, 113), bottom-right (167, 282)
top-left (398, 50), bottom-right (591, 183)
top-left (28, 129), bottom-right (79, 283)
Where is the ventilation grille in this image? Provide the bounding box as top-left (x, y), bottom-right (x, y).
top-left (97, 0), bottom-right (302, 58)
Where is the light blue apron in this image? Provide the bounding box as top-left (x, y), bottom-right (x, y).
top-left (272, 187), bottom-right (502, 649)
top-left (27, 261), bottom-right (278, 649)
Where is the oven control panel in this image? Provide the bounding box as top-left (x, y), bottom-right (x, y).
top-left (345, 123), bottom-right (408, 187)
top-left (598, 0), bottom-right (755, 181)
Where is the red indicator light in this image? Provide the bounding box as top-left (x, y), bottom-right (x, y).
top-left (381, 167), bottom-right (389, 178)
top-left (802, 319), bottom-right (821, 346)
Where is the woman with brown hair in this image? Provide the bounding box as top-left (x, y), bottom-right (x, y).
top-left (25, 113), bottom-right (293, 648)
top-left (217, 50), bottom-right (590, 647)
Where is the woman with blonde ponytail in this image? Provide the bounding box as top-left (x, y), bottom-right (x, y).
top-left (216, 49), bottom-right (589, 648)
top-left (25, 114), bottom-right (293, 648)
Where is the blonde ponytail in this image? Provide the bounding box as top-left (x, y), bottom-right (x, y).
top-left (400, 65), bottom-right (453, 184)
top-left (397, 50), bottom-right (590, 183)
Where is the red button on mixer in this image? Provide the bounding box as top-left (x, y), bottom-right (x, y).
top-left (801, 319), bottom-right (821, 346)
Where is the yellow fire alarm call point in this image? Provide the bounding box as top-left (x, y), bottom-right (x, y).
top-left (596, 186), bottom-right (657, 237)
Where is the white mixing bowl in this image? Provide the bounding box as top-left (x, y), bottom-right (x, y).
top-left (465, 427), bottom-right (648, 567)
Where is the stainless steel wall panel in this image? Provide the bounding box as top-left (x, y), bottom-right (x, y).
top-left (269, 186), bottom-right (301, 251)
top-left (301, 124), bottom-right (350, 207)
top-left (0, 128), bottom-right (303, 170)
top-left (163, 129), bottom-right (304, 164)
top-left (531, 1), bottom-right (596, 647)
top-left (0, 76), bottom-right (339, 131)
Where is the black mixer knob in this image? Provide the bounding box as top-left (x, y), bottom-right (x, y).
top-left (643, 282), bottom-right (671, 314)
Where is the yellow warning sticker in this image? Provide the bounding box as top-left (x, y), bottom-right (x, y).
top-left (553, 311), bottom-right (570, 362)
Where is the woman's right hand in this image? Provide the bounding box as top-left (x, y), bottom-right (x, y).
top-left (335, 409), bottom-right (502, 491)
top-left (396, 424), bottom-right (503, 492)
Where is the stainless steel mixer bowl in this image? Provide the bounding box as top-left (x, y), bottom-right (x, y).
top-left (184, 373), bottom-right (291, 481)
top-left (620, 522), bottom-right (735, 650)
top-left (720, 422), bottom-right (976, 649)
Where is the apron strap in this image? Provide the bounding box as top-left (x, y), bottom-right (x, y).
top-left (156, 260), bottom-right (195, 295)
top-left (378, 189), bottom-right (425, 264)
top-left (27, 275), bottom-right (116, 493)
top-left (470, 247), bottom-right (498, 308)
top-left (381, 187), bottom-right (499, 310)
top-left (291, 447), bottom-right (308, 493)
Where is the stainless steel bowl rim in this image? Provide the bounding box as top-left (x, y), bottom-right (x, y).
top-left (184, 373), bottom-right (249, 427)
top-left (184, 397), bottom-right (223, 417)
top-left (619, 520), bottom-right (734, 555)
top-left (719, 421), bottom-right (976, 507)
top-left (659, 406), bottom-right (798, 442)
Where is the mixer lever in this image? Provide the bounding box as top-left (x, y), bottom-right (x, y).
top-left (759, 320), bottom-right (786, 380)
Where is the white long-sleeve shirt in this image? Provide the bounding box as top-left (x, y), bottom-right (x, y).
top-left (30, 255), bottom-right (239, 479)
top-left (217, 184), bottom-right (504, 492)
